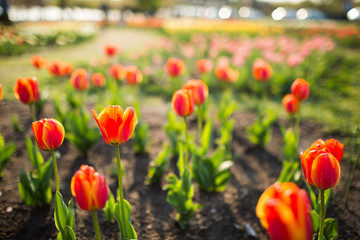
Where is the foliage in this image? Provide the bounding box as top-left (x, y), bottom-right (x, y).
top-left (103, 191), bottom-right (116, 222)
top-left (145, 144), bottom-right (171, 185)
top-left (12, 114), bottom-right (25, 133)
top-left (164, 111), bottom-right (185, 154)
top-left (54, 192), bottom-right (76, 240)
top-left (133, 102), bottom-right (150, 154)
top-left (18, 137), bottom-right (56, 207)
top-left (247, 110), bottom-right (277, 147)
top-left (0, 132), bottom-right (16, 177)
top-left (114, 199), bottom-right (137, 240)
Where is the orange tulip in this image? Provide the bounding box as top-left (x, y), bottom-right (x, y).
top-left (0, 84), bottom-right (3, 101)
top-left (70, 69), bottom-right (89, 91)
top-left (256, 182), bottom-right (313, 240)
top-left (172, 89), bottom-right (194, 117)
top-left (291, 78), bottom-right (310, 101)
top-left (166, 58), bottom-right (185, 77)
top-left (125, 66), bottom-right (143, 85)
top-left (92, 105), bottom-right (138, 146)
top-left (215, 65), bottom-right (238, 83)
top-left (91, 73), bottom-right (106, 88)
top-left (109, 64), bottom-right (126, 81)
top-left (48, 60), bottom-right (64, 77)
top-left (71, 165), bottom-right (109, 211)
top-left (63, 62), bottom-right (74, 76)
top-left (197, 59), bottom-right (213, 74)
top-left (30, 55), bottom-right (47, 69)
top-left (14, 77), bottom-right (40, 104)
top-left (182, 79), bottom-right (208, 105)
top-left (282, 94), bottom-right (299, 114)
top-left (253, 59), bottom-right (273, 82)
top-left (32, 118), bottom-right (65, 151)
top-left (300, 138), bottom-right (343, 190)
top-left (105, 43), bottom-right (118, 57)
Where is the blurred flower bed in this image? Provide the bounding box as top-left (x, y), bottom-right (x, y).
top-left (0, 22), bottom-right (97, 56)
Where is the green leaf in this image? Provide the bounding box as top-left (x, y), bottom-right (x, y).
top-left (67, 198), bottom-right (75, 230)
top-left (145, 145), bottom-right (171, 185)
top-left (104, 191), bottom-right (115, 221)
top-left (200, 120), bottom-right (213, 155)
top-left (26, 137), bottom-right (44, 170)
top-left (0, 133), bottom-right (4, 150)
top-left (18, 170), bottom-right (37, 207)
top-left (305, 182), bottom-right (318, 210)
top-left (54, 192), bottom-right (68, 233)
top-left (324, 218), bottom-right (338, 240)
top-left (311, 210), bottom-right (320, 232)
top-left (177, 143), bottom-right (185, 176)
top-left (114, 199), bottom-right (137, 240)
top-left (0, 142), bottom-right (16, 175)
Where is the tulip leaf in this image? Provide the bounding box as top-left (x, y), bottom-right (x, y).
top-left (18, 170), bottom-right (37, 207)
top-left (104, 191), bottom-right (115, 222)
top-left (324, 218), bottom-right (338, 240)
top-left (145, 144), bottom-right (171, 185)
top-left (311, 210), bottom-right (320, 232)
top-left (115, 199), bottom-right (137, 240)
top-left (200, 120), bottom-right (213, 155)
top-left (26, 137), bottom-right (44, 171)
top-left (0, 137), bottom-right (16, 177)
top-left (177, 142), bottom-right (185, 177)
top-left (54, 192), bottom-right (67, 234)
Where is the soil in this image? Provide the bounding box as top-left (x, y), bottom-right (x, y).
top-left (0, 99), bottom-right (359, 240)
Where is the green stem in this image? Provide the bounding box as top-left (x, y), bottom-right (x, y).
top-left (318, 189), bottom-right (325, 240)
top-left (51, 150), bottom-right (60, 193)
top-left (115, 145), bottom-right (129, 239)
top-left (183, 117), bottom-right (189, 170)
top-left (92, 211), bottom-right (101, 240)
top-left (197, 106), bottom-right (203, 139)
top-left (30, 104), bottom-right (36, 122)
top-left (295, 111), bottom-right (300, 145)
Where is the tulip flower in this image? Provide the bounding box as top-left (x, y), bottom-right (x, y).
top-left (14, 77), bottom-right (40, 105)
top-left (70, 68), bottom-right (89, 91)
top-left (32, 118), bottom-right (65, 192)
top-left (256, 182), bottom-right (313, 240)
top-left (291, 78), bottom-right (310, 101)
top-left (214, 65), bottom-right (239, 83)
top-left (109, 64), bottom-right (126, 81)
top-left (172, 89), bottom-right (194, 117)
top-left (93, 105), bottom-right (138, 239)
top-left (253, 59), bottom-right (273, 82)
top-left (91, 73), bottom-right (106, 88)
top-left (197, 59), bottom-right (213, 74)
top-left (63, 62), bottom-right (74, 76)
top-left (282, 94), bottom-right (299, 114)
top-left (105, 43), bottom-right (118, 57)
top-left (125, 66), bottom-right (143, 85)
top-left (30, 55), bottom-right (47, 69)
top-left (92, 105), bottom-right (138, 146)
top-left (300, 138), bottom-right (343, 240)
top-left (0, 84), bottom-right (3, 101)
top-left (182, 79), bottom-right (208, 106)
top-left (71, 165), bottom-right (108, 240)
top-left (166, 58), bottom-right (185, 77)
top-left (48, 60), bottom-right (64, 77)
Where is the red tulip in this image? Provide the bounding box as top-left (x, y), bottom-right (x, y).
top-left (166, 58), bottom-right (185, 77)
top-left (91, 73), bottom-right (106, 88)
top-left (0, 84), bottom-right (3, 101)
top-left (291, 78), bottom-right (310, 101)
top-left (197, 59), bottom-right (213, 74)
top-left (92, 105), bottom-right (138, 146)
top-left (105, 43), bottom-right (118, 57)
top-left (253, 59), bottom-right (273, 82)
top-left (125, 66), bottom-right (143, 85)
top-left (14, 77), bottom-right (40, 104)
top-left (30, 55), bottom-right (47, 69)
top-left (63, 62), bottom-right (74, 76)
top-left (32, 118), bottom-right (65, 151)
top-left (70, 69), bottom-right (89, 91)
top-left (300, 138), bottom-right (344, 190)
top-left (109, 64), bottom-right (126, 81)
top-left (182, 79), bottom-right (208, 105)
top-left (215, 65), bottom-right (239, 83)
top-left (172, 89), bottom-right (194, 117)
top-left (256, 182), bottom-right (313, 240)
top-left (71, 165), bottom-right (108, 211)
top-left (282, 94), bottom-right (299, 114)
top-left (48, 60), bottom-right (64, 77)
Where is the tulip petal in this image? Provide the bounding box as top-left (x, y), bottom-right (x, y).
top-left (119, 107), bottom-right (138, 144)
top-left (311, 153), bottom-right (340, 190)
top-left (43, 119), bottom-right (65, 150)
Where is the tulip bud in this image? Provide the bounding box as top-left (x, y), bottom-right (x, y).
top-left (48, 60), bottom-right (64, 77)
top-left (63, 62), bottom-right (74, 76)
top-left (30, 55), bottom-right (47, 69)
top-left (92, 105), bottom-right (138, 146)
top-left (91, 73), bottom-right (106, 88)
top-left (282, 94), bottom-right (299, 114)
top-left (256, 182), bottom-right (313, 240)
top-left (215, 65), bottom-right (239, 83)
top-left (182, 79), bottom-right (208, 105)
top-left (253, 59), bottom-right (273, 82)
top-left (291, 78), bottom-right (310, 101)
top-left (70, 69), bottom-right (89, 91)
top-left (14, 77), bottom-right (40, 104)
top-left (105, 43), bottom-right (118, 57)
top-left (172, 89), bottom-right (194, 117)
top-left (71, 165), bottom-right (109, 211)
top-left (32, 118), bottom-right (65, 151)
top-left (197, 59), bottom-right (213, 74)
top-left (300, 138), bottom-right (343, 190)
top-left (126, 66), bottom-right (143, 85)
top-left (110, 64), bottom-right (126, 81)
top-left (166, 58), bottom-right (185, 77)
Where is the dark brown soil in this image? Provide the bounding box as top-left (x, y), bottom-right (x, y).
top-left (0, 99), bottom-right (359, 240)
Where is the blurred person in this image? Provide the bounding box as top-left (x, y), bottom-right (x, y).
top-left (0, 0), bottom-right (11, 25)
